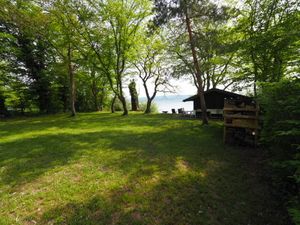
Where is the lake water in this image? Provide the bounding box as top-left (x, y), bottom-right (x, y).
top-left (140, 95), bottom-right (194, 113)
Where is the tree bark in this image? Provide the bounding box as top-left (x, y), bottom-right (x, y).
top-left (142, 80), bottom-right (157, 114)
top-left (62, 85), bottom-right (68, 113)
top-left (67, 45), bottom-right (76, 117)
top-left (145, 100), bottom-right (152, 114)
top-left (90, 69), bottom-right (100, 111)
top-left (117, 74), bottom-right (128, 116)
top-left (0, 93), bottom-right (7, 116)
top-left (111, 95), bottom-right (116, 113)
top-left (206, 72), bottom-right (210, 91)
top-left (128, 80), bottom-right (139, 111)
top-left (99, 87), bottom-right (105, 111)
top-left (93, 94), bottom-right (99, 111)
top-left (92, 82), bottom-right (99, 111)
top-left (251, 51), bottom-right (258, 97)
top-left (119, 94), bottom-right (128, 116)
top-left (185, 9), bottom-right (208, 124)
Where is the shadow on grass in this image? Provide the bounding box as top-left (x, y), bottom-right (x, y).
top-left (36, 165), bottom-right (290, 225)
top-left (0, 118), bottom-right (221, 188)
top-left (0, 113), bottom-right (291, 224)
top-left (0, 134), bottom-right (81, 187)
top-left (38, 174), bottom-right (207, 225)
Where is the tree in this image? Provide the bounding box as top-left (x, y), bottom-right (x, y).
top-left (238, 0), bottom-right (300, 95)
top-left (128, 80), bottom-right (139, 111)
top-left (0, 0), bottom-right (54, 113)
top-left (167, 2), bottom-right (242, 92)
top-left (72, 0), bottom-right (152, 116)
top-left (258, 78), bottom-right (300, 224)
top-left (75, 61), bottom-right (110, 112)
top-left (46, 0), bottom-right (85, 116)
top-left (133, 32), bottom-right (174, 114)
top-left (153, 0), bottom-right (210, 124)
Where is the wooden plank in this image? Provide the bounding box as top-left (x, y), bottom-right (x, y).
top-left (224, 123), bottom-right (261, 129)
top-left (223, 107), bottom-right (258, 112)
top-left (224, 114), bottom-right (257, 119)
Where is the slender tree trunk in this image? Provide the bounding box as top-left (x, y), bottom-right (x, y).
top-left (206, 72), bottom-right (210, 91)
top-left (67, 45), bottom-right (76, 117)
top-left (92, 83), bottom-right (99, 111)
top-left (117, 75), bottom-right (128, 116)
top-left (142, 81), bottom-right (157, 114)
top-left (62, 85), bottom-right (68, 113)
top-left (185, 10), bottom-right (208, 124)
top-left (93, 94), bottom-right (99, 111)
top-left (0, 93), bottom-right (7, 116)
top-left (119, 94), bottom-right (128, 116)
top-left (251, 51), bottom-right (258, 97)
top-left (111, 95), bottom-right (116, 113)
top-left (99, 88), bottom-right (105, 111)
top-left (94, 96), bottom-right (99, 111)
top-left (20, 104), bottom-right (25, 115)
top-left (91, 69), bottom-right (100, 111)
top-left (145, 99), bottom-right (152, 114)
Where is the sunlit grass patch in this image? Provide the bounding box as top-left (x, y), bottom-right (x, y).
top-left (0, 112), bottom-right (289, 225)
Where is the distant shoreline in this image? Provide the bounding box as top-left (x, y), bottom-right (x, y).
top-left (139, 95), bottom-right (193, 113)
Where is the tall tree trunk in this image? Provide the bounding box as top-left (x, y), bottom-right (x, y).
top-left (206, 71), bottom-right (210, 91)
top-left (251, 51), bottom-right (258, 97)
top-left (0, 92), bottom-right (7, 116)
top-left (90, 69), bottom-right (99, 111)
top-left (111, 95), bottom-right (116, 113)
top-left (93, 94), bottom-right (99, 111)
top-left (20, 105), bottom-right (25, 115)
top-left (99, 88), bottom-right (105, 111)
top-left (128, 80), bottom-right (139, 111)
top-left (67, 45), bottom-right (76, 117)
top-left (185, 10), bottom-right (208, 124)
top-left (62, 85), bottom-right (68, 113)
top-left (92, 83), bottom-right (99, 112)
top-left (143, 81), bottom-right (156, 114)
top-left (117, 75), bottom-right (128, 116)
top-left (145, 99), bottom-right (152, 114)
top-left (119, 94), bottom-right (128, 116)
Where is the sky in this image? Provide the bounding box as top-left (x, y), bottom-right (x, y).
top-left (128, 77), bottom-right (197, 98)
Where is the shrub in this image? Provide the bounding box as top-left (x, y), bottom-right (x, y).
top-left (259, 78), bottom-right (300, 224)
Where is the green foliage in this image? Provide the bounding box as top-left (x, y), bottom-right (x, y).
top-left (259, 78), bottom-right (300, 224)
top-left (72, 0), bottom-right (152, 115)
top-left (111, 97), bottom-right (131, 112)
top-left (259, 79), bottom-right (300, 147)
top-left (289, 201), bottom-right (300, 225)
top-left (237, 0), bottom-right (299, 86)
top-left (155, 0), bottom-right (243, 91)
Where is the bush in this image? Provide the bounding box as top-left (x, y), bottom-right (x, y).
top-left (259, 78), bottom-right (300, 224)
top-left (139, 101), bottom-right (158, 113)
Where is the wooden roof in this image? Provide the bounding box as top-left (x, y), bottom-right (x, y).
top-left (182, 88), bottom-right (252, 102)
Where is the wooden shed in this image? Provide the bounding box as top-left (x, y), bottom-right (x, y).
top-left (182, 88), bottom-right (253, 116)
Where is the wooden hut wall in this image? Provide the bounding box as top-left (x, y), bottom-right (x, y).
top-left (193, 92), bottom-right (252, 110)
top-left (193, 92), bottom-right (227, 110)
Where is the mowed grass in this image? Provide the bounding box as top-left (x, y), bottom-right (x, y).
top-left (0, 113), bottom-right (289, 225)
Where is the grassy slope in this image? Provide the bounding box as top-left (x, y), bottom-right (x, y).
top-left (0, 113), bottom-right (289, 225)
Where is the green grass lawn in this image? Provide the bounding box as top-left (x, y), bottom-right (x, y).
top-left (0, 113), bottom-right (289, 225)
